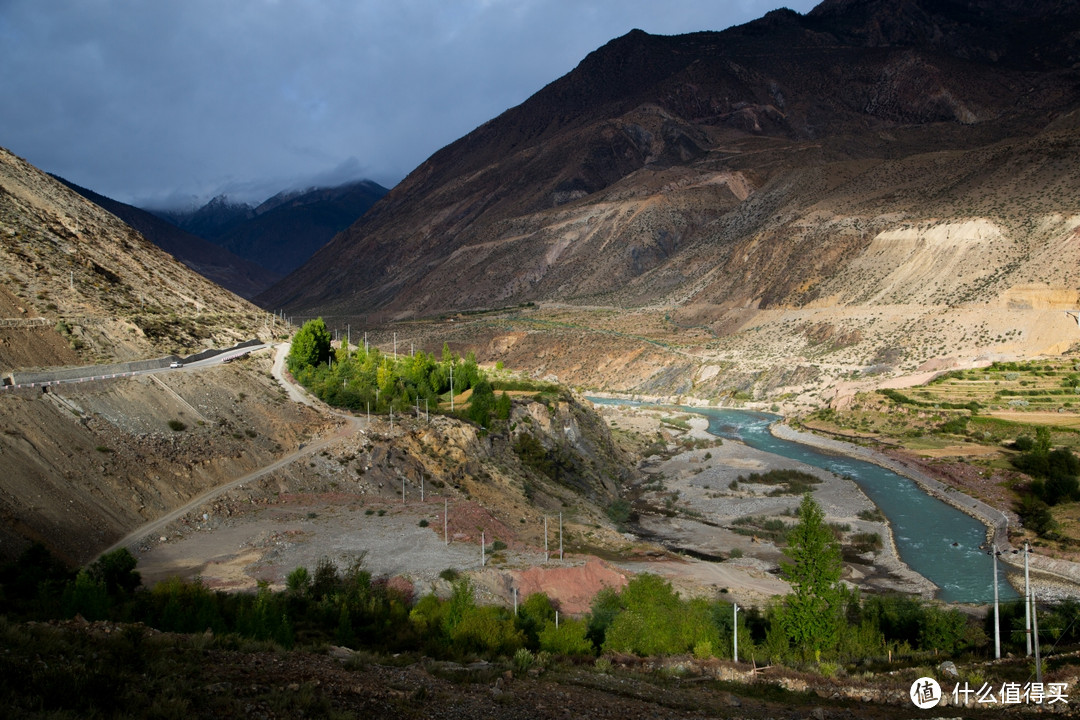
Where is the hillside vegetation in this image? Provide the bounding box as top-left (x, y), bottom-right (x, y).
top-left (803, 352), bottom-right (1080, 556)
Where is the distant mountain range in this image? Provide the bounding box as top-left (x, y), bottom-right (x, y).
top-left (150, 180), bottom-right (387, 279)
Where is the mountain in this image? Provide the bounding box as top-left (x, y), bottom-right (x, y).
top-left (55, 178), bottom-right (282, 299)
top-left (152, 194), bottom-right (255, 243)
top-left (152, 180), bottom-right (387, 277)
top-left (0, 146), bottom-right (333, 564)
top-left (259, 0), bottom-right (1080, 399)
top-left (0, 146), bottom-right (269, 367)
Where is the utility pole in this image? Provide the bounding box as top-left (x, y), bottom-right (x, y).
top-left (444, 498), bottom-right (449, 545)
top-left (393, 332), bottom-right (397, 359)
top-left (513, 587), bottom-right (518, 615)
top-left (990, 547), bottom-right (1001, 659)
top-left (402, 476), bottom-right (406, 504)
top-left (481, 531), bottom-right (486, 567)
top-left (559, 512), bottom-right (564, 560)
top-left (544, 516), bottom-right (549, 560)
top-left (1033, 587), bottom-right (1043, 683)
top-left (1025, 542), bottom-right (1032, 656)
top-left (450, 365), bottom-right (454, 412)
top-left (733, 603), bottom-right (739, 663)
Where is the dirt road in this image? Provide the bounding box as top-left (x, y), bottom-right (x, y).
top-left (99, 343), bottom-right (366, 558)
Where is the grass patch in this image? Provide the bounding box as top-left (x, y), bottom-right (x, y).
top-left (736, 469), bottom-right (821, 495)
top-left (730, 515), bottom-right (789, 543)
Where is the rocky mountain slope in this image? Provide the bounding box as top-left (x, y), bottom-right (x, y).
top-left (0, 146), bottom-right (271, 369)
top-left (56, 177), bottom-right (282, 299)
top-left (260, 0), bottom-right (1080, 400)
top-left (0, 148), bottom-right (633, 567)
top-left (0, 146), bottom-right (335, 562)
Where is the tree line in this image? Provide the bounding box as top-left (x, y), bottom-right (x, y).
top-left (287, 318), bottom-right (512, 428)
top-left (5, 496), bottom-right (1079, 668)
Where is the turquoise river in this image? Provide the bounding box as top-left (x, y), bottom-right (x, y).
top-left (591, 399), bottom-right (1019, 604)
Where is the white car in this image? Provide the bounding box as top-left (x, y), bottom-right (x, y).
top-left (169, 361), bottom-right (183, 369)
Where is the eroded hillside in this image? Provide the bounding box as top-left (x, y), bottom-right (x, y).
top-left (259, 0), bottom-right (1080, 401)
top-left (0, 353), bottom-right (331, 563)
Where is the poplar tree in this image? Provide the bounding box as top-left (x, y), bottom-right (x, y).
top-left (287, 318), bottom-right (332, 372)
top-left (778, 493), bottom-right (845, 659)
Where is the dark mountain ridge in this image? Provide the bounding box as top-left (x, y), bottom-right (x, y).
top-left (258, 0), bottom-right (1080, 322)
top-left (151, 180), bottom-right (387, 278)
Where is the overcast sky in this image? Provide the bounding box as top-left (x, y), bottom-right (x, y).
top-left (0, 0), bottom-right (818, 208)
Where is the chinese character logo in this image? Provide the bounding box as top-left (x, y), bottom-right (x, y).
top-left (911, 677), bottom-right (942, 709)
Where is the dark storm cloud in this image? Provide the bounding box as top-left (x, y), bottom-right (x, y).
top-left (0, 0), bottom-right (817, 207)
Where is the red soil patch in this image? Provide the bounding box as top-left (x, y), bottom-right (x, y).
top-left (435, 499), bottom-right (522, 548)
top-left (511, 558), bottom-right (629, 615)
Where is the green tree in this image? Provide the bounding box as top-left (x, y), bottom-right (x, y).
top-left (778, 494), bottom-right (845, 659)
top-left (61, 570), bottom-right (110, 620)
top-left (288, 318), bottom-right (332, 372)
top-left (539, 616), bottom-right (594, 656)
top-left (495, 391), bottom-right (513, 421)
top-left (601, 574), bottom-right (718, 656)
top-left (516, 592), bottom-right (556, 648)
top-left (87, 547), bottom-right (141, 597)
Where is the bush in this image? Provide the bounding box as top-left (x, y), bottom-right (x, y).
top-left (286, 566), bottom-right (310, 594)
top-left (451, 606), bottom-right (524, 656)
top-left (606, 498), bottom-right (632, 527)
top-left (167, 419), bottom-right (187, 432)
top-left (539, 617), bottom-right (594, 656)
top-left (513, 647), bottom-right (534, 673)
top-left (87, 548), bottom-right (141, 597)
top-left (601, 574), bottom-right (720, 657)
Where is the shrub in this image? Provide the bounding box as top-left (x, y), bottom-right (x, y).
top-left (850, 532), bottom-right (883, 554)
top-left (539, 617), bottom-right (594, 656)
top-left (167, 419), bottom-right (187, 432)
top-left (87, 548), bottom-right (141, 597)
top-left (286, 566), bottom-right (310, 594)
top-left (451, 606), bottom-right (524, 656)
top-left (601, 574), bottom-right (719, 657)
top-left (606, 498), bottom-right (632, 527)
top-left (513, 647), bottom-right (534, 673)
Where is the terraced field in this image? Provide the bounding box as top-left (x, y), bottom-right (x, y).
top-left (802, 352), bottom-right (1080, 558)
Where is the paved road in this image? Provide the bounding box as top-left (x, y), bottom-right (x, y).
top-left (2, 342), bottom-right (271, 390)
top-left (98, 343), bottom-right (367, 558)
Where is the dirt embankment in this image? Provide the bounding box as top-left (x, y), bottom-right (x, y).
top-left (128, 388), bottom-right (642, 610)
top-left (0, 351), bottom-right (331, 564)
